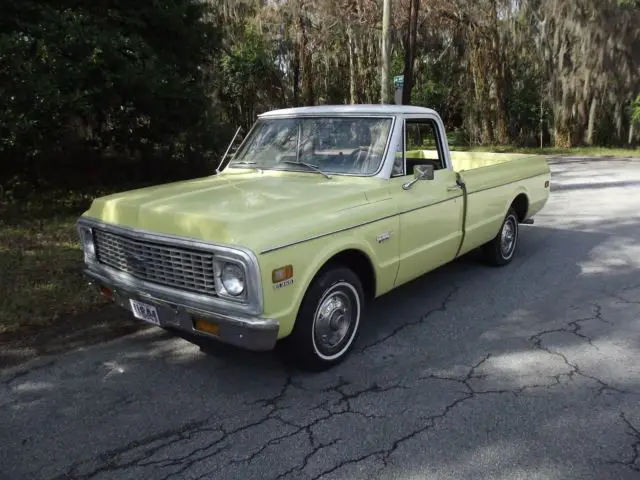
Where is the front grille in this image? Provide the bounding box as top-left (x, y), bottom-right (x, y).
top-left (93, 229), bottom-right (217, 295)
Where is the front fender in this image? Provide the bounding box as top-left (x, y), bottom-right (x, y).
top-left (258, 218), bottom-right (400, 339)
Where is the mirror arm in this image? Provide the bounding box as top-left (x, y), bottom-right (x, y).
top-left (402, 165), bottom-right (433, 190)
top-left (402, 178), bottom-right (419, 190)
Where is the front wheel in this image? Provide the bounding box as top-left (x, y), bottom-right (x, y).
top-left (482, 208), bottom-right (519, 266)
top-left (282, 266), bottom-right (365, 371)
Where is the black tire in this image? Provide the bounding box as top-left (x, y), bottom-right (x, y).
top-left (282, 265), bottom-right (365, 371)
top-left (482, 208), bottom-right (519, 266)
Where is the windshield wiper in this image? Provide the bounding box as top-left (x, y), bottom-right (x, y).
top-left (282, 160), bottom-right (332, 179)
top-left (230, 161), bottom-right (261, 172)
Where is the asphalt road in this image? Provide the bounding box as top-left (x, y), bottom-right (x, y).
top-left (2, 157), bottom-right (640, 480)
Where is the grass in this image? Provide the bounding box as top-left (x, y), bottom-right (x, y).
top-left (0, 215), bottom-right (106, 335)
top-left (449, 145), bottom-right (640, 157)
top-left (0, 189), bottom-right (146, 368)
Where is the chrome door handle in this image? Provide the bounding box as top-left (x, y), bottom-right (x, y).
top-left (447, 185), bottom-right (460, 192)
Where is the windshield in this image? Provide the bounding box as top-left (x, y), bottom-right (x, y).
top-left (229, 116), bottom-right (393, 175)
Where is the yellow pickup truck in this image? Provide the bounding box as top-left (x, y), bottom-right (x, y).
top-left (77, 105), bottom-right (550, 370)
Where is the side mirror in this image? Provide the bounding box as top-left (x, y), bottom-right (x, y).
top-left (403, 164), bottom-right (435, 190)
top-left (415, 164), bottom-right (435, 180)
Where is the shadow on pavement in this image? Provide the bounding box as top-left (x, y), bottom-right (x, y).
top-left (2, 220), bottom-right (639, 479)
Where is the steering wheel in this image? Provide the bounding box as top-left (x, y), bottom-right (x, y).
top-left (348, 146), bottom-right (369, 169)
top-left (349, 146), bottom-right (370, 161)
top-left (351, 146), bottom-right (385, 173)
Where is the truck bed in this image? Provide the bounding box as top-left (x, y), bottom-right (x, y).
top-left (405, 148), bottom-right (550, 257)
top-left (406, 149), bottom-right (549, 194)
top-left (453, 151), bottom-right (550, 196)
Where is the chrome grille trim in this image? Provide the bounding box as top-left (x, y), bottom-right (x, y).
top-left (78, 217), bottom-right (264, 316)
top-left (93, 229), bottom-right (218, 295)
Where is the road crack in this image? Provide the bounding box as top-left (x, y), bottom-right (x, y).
top-left (528, 304), bottom-right (634, 396)
top-left (308, 355), bottom-right (515, 480)
top-left (359, 286), bottom-right (459, 353)
top-left (606, 413), bottom-right (640, 472)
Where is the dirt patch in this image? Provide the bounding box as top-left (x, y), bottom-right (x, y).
top-left (0, 202), bottom-right (151, 369)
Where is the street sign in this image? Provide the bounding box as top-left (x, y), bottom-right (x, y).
top-left (393, 75), bottom-right (404, 88)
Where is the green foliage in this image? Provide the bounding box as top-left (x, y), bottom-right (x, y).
top-left (633, 95), bottom-right (640, 124)
top-left (219, 25), bottom-right (283, 129)
top-left (411, 80), bottom-right (449, 112)
top-left (1, 0), bottom-right (639, 196)
top-left (505, 58), bottom-right (548, 146)
top-left (0, 0), bottom-right (221, 192)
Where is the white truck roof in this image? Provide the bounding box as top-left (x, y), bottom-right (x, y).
top-left (258, 104), bottom-right (439, 118)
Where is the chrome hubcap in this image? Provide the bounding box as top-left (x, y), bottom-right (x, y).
top-left (314, 291), bottom-right (353, 353)
top-left (500, 217), bottom-right (517, 257)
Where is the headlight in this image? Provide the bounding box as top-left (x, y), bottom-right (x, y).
top-left (220, 262), bottom-right (245, 296)
top-left (77, 224), bottom-right (96, 263)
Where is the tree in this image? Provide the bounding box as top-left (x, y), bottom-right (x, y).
top-left (0, 0), bottom-right (221, 188)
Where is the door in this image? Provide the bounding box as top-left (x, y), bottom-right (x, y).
top-left (391, 117), bottom-right (464, 287)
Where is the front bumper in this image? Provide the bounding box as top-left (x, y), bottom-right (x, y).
top-left (85, 268), bottom-right (279, 351)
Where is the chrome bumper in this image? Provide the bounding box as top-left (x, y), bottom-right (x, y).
top-left (84, 268), bottom-right (279, 352)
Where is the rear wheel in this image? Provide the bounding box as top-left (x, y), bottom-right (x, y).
top-left (282, 265), bottom-right (364, 371)
top-left (482, 208), bottom-right (519, 266)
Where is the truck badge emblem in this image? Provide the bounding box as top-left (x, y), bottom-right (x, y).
top-left (377, 232), bottom-right (392, 243)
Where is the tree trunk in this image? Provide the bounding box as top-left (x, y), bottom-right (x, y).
top-left (347, 24), bottom-right (357, 104)
top-left (292, 37), bottom-right (300, 106)
top-left (299, 13), bottom-right (314, 106)
top-left (629, 122), bottom-right (636, 146)
top-left (614, 102), bottom-right (623, 145)
top-left (485, 112), bottom-right (495, 145)
top-left (380, 0), bottom-right (391, 104)
top-left (491, 0), bottom-right (508, 145)
top-left (539, 99), bottom-right (544, 148)
top-left (586, 96), bottom-right (597, 145)
top-left (402, 0), bottom-right (419, 105)
top-left (355, 35), bottom-right (365, 103)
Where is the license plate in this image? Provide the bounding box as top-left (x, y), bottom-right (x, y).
top-left (130, 299), bottom-right (160, 326)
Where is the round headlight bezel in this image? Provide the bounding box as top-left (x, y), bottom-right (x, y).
top-left (219, 261), bottom-right (246, 297)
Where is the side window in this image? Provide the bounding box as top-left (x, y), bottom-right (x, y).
top-left (403, 119), bottom-right (445, 177)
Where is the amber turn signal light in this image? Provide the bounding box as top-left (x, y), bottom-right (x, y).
top-left (194, 319), bottom-right (220, 336)
top-left (272, 265), bottom-right (293, 283)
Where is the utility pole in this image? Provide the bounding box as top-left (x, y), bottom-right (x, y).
top-left (380, 0), bottom-right (391, 104)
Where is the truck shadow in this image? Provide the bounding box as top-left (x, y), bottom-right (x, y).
top-left (548, 156), bottom-right (639, 165)
top-left (149, 221), bottom-right (637, 372)
top-left (550, 179), bottom-right (640, 191)
top-left (353, 223), bottom-right (616, 351)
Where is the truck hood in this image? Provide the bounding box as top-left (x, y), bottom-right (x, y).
top-left (83, 169), bottom-right (386, 253)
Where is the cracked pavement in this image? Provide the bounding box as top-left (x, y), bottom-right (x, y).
top-left (2, 157), bottom-right (640, 480)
